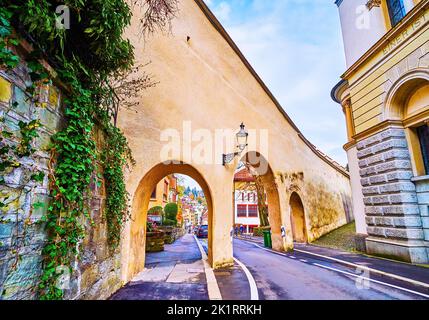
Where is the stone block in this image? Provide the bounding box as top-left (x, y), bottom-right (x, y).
top-left (13, 86), bottom-right (32, 117)
top-left (424, 229), bottom-right (429, 241)
top-left (360, 177), bottom-right (370, 186)
top-left (379, 182), bottom-right (416, 194)
top-left (418, 204), bottom-right (429, 216)
top-left (372, 139), bottom-right (408, 154)
top-left (357, 140), bottom-right (366, 151)
top-left (386, 171), bottom-right (413, 181)
top-left (365, 206), bottom-right (383, 215)
top-left (392, 216), bottom-right (422, 228)
top-left (375, 160), bottom-right (411, 174)
top-left (383, 149), bottom-right (410, 161)
top-left (48, 86), bottom-right (60, 109)
top-left (379, 128), bottom-right (406, 140)
top-left (367, 226), bottom-right (385, 237)
top-left (414, 179), bottom-right (429, 193)
top-left (80, 264), bottom-right (99, 290)
top-left (374, 216), bottom-right (393, 226)
top-left (389, 193), bottom-right (417, 204)
top-left (360, 166), bottom-right (376, 177)
top-left (384, 227), bottom-right (424, 239)
top-left (358, 159), bottom-right (367, 168)
top-left (369, 174), bottom-right (387, 184)
top-left (421, 217), bottom-right (429, 229)
top-left (364, 134), bottom-right (382, 147)
top-left (37, 107), bottom-right (60, 133)
top-left (365, 216), bottom-right (375, 225)
top-left (370, 195), bottom-right (390, 204)
top-left (366, 238), bottom-right (429, 263)
top-left (357, 147), bottom-right (373, 159)
top-left (366, 154), bottom-right (384, 166)
top-left (417, 192), bottom-right (429, 204)
top-left (383, 205), bottom-right (420, 215)
top-left (0, 223), bottom-right (14, 239)
top-left (362, 186), bottom-right (379, 195)
top-left (0, 76), bottom-right (12, 102)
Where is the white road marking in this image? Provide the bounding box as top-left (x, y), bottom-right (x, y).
top-left (234, 257), bottom-right (259, 300)
top-left (294, 247), bottom-right (429, 289)
top-left (194, 235), bottom-right (222, 300)
top-left (312, 263), bottom-right (429, 299)
top-left (300, 259), bottom-right (308, 263)
top-left (244, 240), bottom-right (429, 290)
top-left (289, 256), bottom-right (296, 259)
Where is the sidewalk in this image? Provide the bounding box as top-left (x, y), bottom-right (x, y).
top-left (110, 234), bottom-right (208, 300)
top-left (235, 235), bottom-right (429, 287)
top-left (110, 234), bottom-right (252, 300)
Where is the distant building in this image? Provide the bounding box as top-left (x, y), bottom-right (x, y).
top-left (233, 167), bottom-right (261, 234)
top-left (148, 175), bottom-right (178, 210)
top-left (200, 209), bottom-right (208, 225)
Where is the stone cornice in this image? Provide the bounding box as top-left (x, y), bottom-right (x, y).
top-left (343, 140), bottom-right (356, 152)
top-left (353, 120), bottom-right (403, 141)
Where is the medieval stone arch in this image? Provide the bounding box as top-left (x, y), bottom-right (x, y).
top-left (239, 151), bottom-right (285, 251)
top-left (121, 161), bottom-right (214, 282)
top-left (289, 192), bottom-right (308, 243)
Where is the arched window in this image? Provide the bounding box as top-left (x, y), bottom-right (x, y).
top-left (386, 0), bottom-right (406, 27)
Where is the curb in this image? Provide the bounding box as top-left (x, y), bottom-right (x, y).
top-left (194, 235), bottom-right (222, 300)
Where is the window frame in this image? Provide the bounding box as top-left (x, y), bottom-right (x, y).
top-left (237, 204), bottom-right (247, 218)
top-left (247, 204), bottom-right (258, 218)
top-left (385, 0), bottom-right (407, 27)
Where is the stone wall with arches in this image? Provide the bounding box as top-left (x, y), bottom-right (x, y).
top-left (117, 0), bottom-right (353, 285)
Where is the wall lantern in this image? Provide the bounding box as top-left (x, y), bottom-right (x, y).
top-left (222, 122), bottom-right (248, 166)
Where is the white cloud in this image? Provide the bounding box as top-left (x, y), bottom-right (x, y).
top-left (212, 2), bottom-right (232, 22)
top-left (207, 0), bottom-right (349, 165)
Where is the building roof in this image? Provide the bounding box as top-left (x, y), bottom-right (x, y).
top-left (234, 167), bottom-right (255, 182)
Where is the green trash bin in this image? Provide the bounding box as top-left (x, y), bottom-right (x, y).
top-left (262, 230), bottom-right (272, 248)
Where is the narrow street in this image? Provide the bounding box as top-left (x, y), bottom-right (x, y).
top-left (111, 235), bottom-right (429, 300)
top-left (233, 239), bottom-right (428, 300)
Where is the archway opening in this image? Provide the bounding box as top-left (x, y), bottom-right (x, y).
top-left (232, 151), bottom-right (284, 251)
top-left (289, 192), bottom-right (307, 243)
top-left (124, 162), bottom-right (213, 282)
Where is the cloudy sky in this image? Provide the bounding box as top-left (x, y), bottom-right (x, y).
top-left (204, 0), bottom-right (348, 165)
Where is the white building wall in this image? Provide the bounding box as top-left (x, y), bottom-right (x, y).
top-left (337, 0), bottom-right (387, 68)
top-left (234, 190), bottom-right (260, 232)
top-left (336, 0), bottom-right (418, 68)
top-left (347, 146), bottom-right (367, 234)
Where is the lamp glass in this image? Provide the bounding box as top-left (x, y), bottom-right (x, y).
top-left (236, 123), bottom-right (248, 152)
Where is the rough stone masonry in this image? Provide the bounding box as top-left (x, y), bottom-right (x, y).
top-left (0, 51), bottom-right (122, 300)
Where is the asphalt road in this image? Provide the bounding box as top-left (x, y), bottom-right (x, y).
top-left (233, 239), bottom-right (428, 300)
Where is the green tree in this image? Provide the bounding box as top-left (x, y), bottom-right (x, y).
top-left (148, 206), bottom-right (163, 216)
top-left (164, 202), bottom-right (178, 221)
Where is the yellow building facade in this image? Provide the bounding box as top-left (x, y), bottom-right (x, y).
top-left (333, 0), bottom-right (429, 263)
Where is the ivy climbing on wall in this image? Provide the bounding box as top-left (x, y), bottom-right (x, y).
top-left (0, 0), bottom-right (178, 300)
